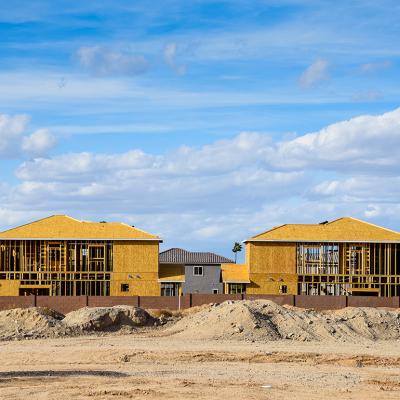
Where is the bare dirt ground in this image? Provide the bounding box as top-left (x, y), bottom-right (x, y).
top-left (1, 334), bottom-right (400, 399)
top-left (0, 300), bottom-right (400, 399)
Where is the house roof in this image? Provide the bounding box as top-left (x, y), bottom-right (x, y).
top-left (0, 215), bottom-right (161, 241)
top-left (245, 217), bottom-right (400, 243)
top-left (159, 247), bottom-right (233, 264)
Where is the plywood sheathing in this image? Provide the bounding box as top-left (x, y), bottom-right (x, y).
top-left (246, 217), bottom-right (400, 243)
top-left (158, 263), bottom-right (185, 282)
top-left (221, 263), bottom-right (250, 283)
top-left (0, 215), bottom-right (161, 241)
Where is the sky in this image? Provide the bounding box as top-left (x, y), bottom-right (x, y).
top-left (0, 0), bottom-right (400, 261)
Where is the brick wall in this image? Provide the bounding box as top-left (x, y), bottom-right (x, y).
top-left (88, 296), bottom-right (139, 308)
top-left (0, 296), bottom-right (34, 311)
top-left (36, 296), bottom-right (87, 314)
top-left (244, 294), bottom-right (294, 306)
top-left (347, 296), bottom-right (400, 308)
top-left (295, 295), bottom-right (347, 310)
top-left (191, 293), bottom-right (242, 307)
top-left (0, 295), bottom-right (399, 313)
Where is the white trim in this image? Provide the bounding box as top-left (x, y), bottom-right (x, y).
top-left (223, 280), bottom-right (250, 284)
top-left (158, 280), bottom-right (185, 283)
top-left (193, 265), bottom-right (204, 276)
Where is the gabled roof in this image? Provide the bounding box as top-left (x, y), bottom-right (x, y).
top-left (245, 217), bottom-right (400, 243)
top-left (159, 248), bottom-right (233, 264)
top-left (0, 215), bottom-right (161, 241)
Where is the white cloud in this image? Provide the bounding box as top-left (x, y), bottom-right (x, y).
top-left (299, 59), bottom-right (329, 88)
top-left (273, 107), bottom-right (400, 171)
top-left (21, 128), bottom-right (56, 156)
top-left (313, 176), bottom-right (400, 202)
top-left (0, 114), bottom-right (56, 159)
top-left (352, 90), bottom-right (383, 102)
top-left (360, 60), bottom-right (392, 73)
top-left (2, 108), bottom-right (400, 251)
top-left (77, 46), bottom-right (149, 77)
top-left (164, 42), bottom-right (186, 75)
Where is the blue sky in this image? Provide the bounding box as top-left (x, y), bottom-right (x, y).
top-left (0, 0), bottom-right (400, 260)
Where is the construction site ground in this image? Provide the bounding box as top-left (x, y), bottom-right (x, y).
top-left (1, 336), bottom-right (400, 400)
top-left (0, 300), bottom-right (399, 399)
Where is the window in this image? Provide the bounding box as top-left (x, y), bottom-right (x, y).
top-left (161, 283), bottom-right (180, 296)
top-left (212, 288), bottom-right (219, 294)
top-left (228, 283), bottom-right (246, 294)
top-left (279, 285), bottom-right (288, 294)
top-left (121, 283), bottom-right (129, 292)
top-left (193, 266), bottom-right (203, 276)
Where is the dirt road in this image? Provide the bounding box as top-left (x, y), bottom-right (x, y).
top-left (1, 335), bottom-right (399, 399)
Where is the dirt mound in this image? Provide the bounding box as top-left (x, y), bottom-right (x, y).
top-left (0, 307), bottom-right (64, 340)
top-left (166, 300), bottom-right (400, 342)
top-left (2, 301), bottom-right (400, 343)
top-left (63, 306), bottom-right (154, 332)
top-left (0, 306), bottom-right (155, 341)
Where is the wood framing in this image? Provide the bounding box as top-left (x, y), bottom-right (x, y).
top-left (242, 217), bottom-right (400, 296)
top-left (0, 215), bottom-right (161, 296)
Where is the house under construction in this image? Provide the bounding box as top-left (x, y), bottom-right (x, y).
top-left (0, 215), bottom-right (162, 296)
top-left (1, 215), bottom-right (400, 297)
top-left (229, 217), bottom-right (400, 296)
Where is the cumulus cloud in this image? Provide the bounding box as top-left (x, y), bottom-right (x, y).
top-left (299, 59), bottom-right (329, 88)
top-left (77, 46), bottom-right (149, 77)
top-left (21, 128), bottom-right (56, 156)
top-left (0, 114), bottom-right (56, 159)
top-left (273, 107), bottom-right (400, 171)
top-left (2, 108), bottom-right (400, 251)
top-left (164, 42), bottom-right (186, 75)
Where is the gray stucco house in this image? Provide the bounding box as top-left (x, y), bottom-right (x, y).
top-left (159, 248), bottom-right (234, 295)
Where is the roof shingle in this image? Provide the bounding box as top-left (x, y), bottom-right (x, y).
top-left (159, 248), bottom-right (233, 264)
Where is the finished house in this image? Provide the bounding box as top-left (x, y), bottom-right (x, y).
top-left (226, 217), bottom-right (400, 297)
top-left (0, 215), bottom-right (162, 296)
top-left (159, 248), bottom-right (233, 295)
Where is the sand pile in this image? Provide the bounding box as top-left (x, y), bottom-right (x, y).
top-left (0, 307), bottom-right (64, 340)
top-left (1, 300), bottom-right (400, 342)
top-left (63, 306), bottom-right (154, 332)
top-left (166, 300), bottom-right (400, 342)
top-left (0, 306), bottom-right (155, 341)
